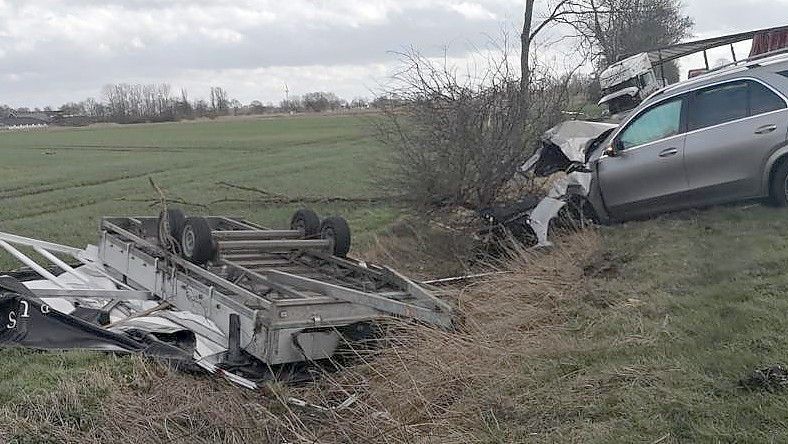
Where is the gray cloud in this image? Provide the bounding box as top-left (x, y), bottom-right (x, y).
top-left (0, 0), bottom-right (784, 107)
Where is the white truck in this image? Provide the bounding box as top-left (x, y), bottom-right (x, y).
top-left (597, 25), bottom-right (788, 115)
top-left (597, 52), bottom-right (663, 115)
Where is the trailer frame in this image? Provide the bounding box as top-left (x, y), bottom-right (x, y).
top-left (97, 215), bottom-right (452, 365)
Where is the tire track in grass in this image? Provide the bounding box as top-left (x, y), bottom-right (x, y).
top-left (1, 153), bottom-right (267, 222)
top-left (1, 136), bottom-right (379, 223)
top-left (0, 137), bottom-right (367, 198)
top-left (0, 165), bottom-right (197, 200)
top-left (33, 133), bottom-right (368, 153)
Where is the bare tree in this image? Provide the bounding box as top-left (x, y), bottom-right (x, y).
top-left (210, 87), bottom-right (230, 115)
top-left (375, 2), bottom-right (582, 209)
top-left (376, 39), bottom-right (572, 209)
top-left (551, 0), bottom-right (693, 71)
top-left (99, 83), bottom-right (178, 122)
top-left (302, 92), bottom-right (346, 112)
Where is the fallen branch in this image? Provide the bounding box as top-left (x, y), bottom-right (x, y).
top-left (214, 181), bottom-right (400, 206)
top-left (115, 196), bottom-right (209, 209)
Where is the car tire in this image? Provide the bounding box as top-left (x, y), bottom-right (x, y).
top-left (157, 207), bottom-right (186, 250)
top-left (320, 216), bottom-right (351, 257)
top-left (554, 196), bottom-right (595, 232)
top-left (181, 217), bottom-right (215, 265)
top-left (290, 208), bottom-right (321, 238)
top-left (769, 160), bottom-right (788, 207)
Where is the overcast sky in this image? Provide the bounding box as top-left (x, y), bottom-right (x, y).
top-left (1, 0), bottom-right (786, 108)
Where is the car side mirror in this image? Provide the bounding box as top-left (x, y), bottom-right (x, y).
top-left (605, 141), bottom-right (620, 157)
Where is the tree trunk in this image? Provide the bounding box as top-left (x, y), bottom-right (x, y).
top-left (521, 0), bottom-right (535, 99)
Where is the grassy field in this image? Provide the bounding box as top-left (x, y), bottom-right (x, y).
top-left (498, 204), bottom-right (788, 442)
top-left (0, 114), bottom-right (402, 442)
top-left (578, 205), bottom-right (788, 441)
top-left (3, 115), bottom-right (788, 442)
top-left (0, 114), bottom-right (396, 260)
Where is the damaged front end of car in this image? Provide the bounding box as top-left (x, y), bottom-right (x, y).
top-left (479, 120), bottom-right (618, 247)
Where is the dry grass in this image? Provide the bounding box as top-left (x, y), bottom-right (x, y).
top-left (281, 230), bottom-right (603, 443)
top-left (0, 356), bottom-right (298, 444)
top-left (0, 230), bottom-right (601, 444)
top-left (356, 218), bottom-right (476, 279)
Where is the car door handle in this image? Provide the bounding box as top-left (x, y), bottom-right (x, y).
top-left (755, 124), bottom-right (777, 134)
top-left (659, 148), bottom-right (678, 157)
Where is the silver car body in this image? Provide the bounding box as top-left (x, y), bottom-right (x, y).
top-left (520, 52), bottom-right (788, 245)
top-left (591, 53), bottom-right (788, 222)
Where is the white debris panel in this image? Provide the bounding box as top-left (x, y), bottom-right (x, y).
top-left (0, 231), bottom-right (259, 389)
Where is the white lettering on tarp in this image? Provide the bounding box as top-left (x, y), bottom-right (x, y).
top-left (6, 311), bottom-right (16, 329)
top-left (5, 300), bottom-right (48, 329)
top-left (19, 300), bottom-right (29, 318)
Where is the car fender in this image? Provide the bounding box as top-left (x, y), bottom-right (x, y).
top-left (762, 143), bottom-right (788, 194)
top-left (588, 164), bottom-right (613, 225)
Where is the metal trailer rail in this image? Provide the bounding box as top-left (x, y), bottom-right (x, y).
top-left (98, 215), bottom-right (453, 365)
top-left (0, 231), bottom-right (151, 300)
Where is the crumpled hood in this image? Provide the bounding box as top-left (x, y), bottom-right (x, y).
top-left (521, 120), bottom-right (619, 175)
top-left (514, 120), bottom-right (618, 247)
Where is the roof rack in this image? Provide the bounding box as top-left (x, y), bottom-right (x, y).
top-left (653, 47), bottom-right (788, 98)
top-left (709, 46), bottom-right (788, 74)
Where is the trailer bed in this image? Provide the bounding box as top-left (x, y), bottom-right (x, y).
top-left (98, 215), bottom-right (452, 365)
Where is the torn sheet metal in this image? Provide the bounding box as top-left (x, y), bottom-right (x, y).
top-left (528, 172), bottom-right (594, 246)
top-left (487, 120), bottom-right (617, 247)
top-left (521, 120), bottom-right (618, 175)
top-left (0, 232), bottom-right (261, 388)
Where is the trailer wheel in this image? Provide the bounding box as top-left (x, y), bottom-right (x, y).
top-left (320, 216), bottom-right (351, 257)
top-left (157, 207), bottom-right (186, 251)
top-left (290, 208), bottom-right (320, 238)
top-left (181, 217), bottom-right (215, 265)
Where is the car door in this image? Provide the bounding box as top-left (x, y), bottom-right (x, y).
top-left (597, 96), bottom-right (689, 219)
top-left (682, 79), bottom-right (788, 202)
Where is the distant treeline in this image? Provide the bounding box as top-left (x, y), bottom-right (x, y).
top-left (1, 84), bottom-right (386, 125)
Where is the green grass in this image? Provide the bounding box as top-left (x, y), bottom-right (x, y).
top-left (0, 114), bottom-right (396, 261)
top-left (6, 114), bottom-right (788, 441)
top-left (0, 114), bottom-right (398, 428)
top-left (515, 203), bottom-right (788, 442)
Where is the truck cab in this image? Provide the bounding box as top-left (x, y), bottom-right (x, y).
top-left (598, 53), bottom-right (664, 115)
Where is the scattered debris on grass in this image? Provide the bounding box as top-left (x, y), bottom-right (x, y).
top-left (739, 365), bottom-right (788, 392)
top-left (0, 229), bottom-right (602, 443)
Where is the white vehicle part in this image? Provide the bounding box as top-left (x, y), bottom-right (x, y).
top-left (599, 52), bottom-right (653, 90)
top-left (520, 120), bottom-right (618, 247)
top-left (528, 171), bottom-right (593, 247)
top-left (538, 120), bottom-right (619, 164)
top-left (598, 86), bottom-right (640, 106)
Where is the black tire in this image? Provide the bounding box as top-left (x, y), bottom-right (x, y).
top-left (157, 207), bottom-right (186, 250)
top-left (769, 160), bottom-right (788, 207)
top-left (181, 217), bottom-right (215, 265)
top-left (564, 196), bottom-right (595, 229)
top-left (290, 208), bottom-right (321, 238)
top-left (320, 216), bottom-right (351, 257)
top-left (550, 197), bottom-right (594, 236)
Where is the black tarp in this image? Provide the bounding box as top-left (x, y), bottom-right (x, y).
top-left (0, 275), bottom-right (193, 362)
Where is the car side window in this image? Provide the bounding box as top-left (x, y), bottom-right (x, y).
top-left (619, 99), bottom-right (683, 150)
top-left (749, 81), bottom-right (786, 116)
top-left (687, 81), bottom-right (748, 131)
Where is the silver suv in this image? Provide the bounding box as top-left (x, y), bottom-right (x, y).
top-left (502, 53), bottom-right (788, 246)
top-left (588, 54), bottom-right (788, 222)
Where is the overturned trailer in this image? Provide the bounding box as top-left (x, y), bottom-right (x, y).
top-left (0, 210), bottom-right (452, 387)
